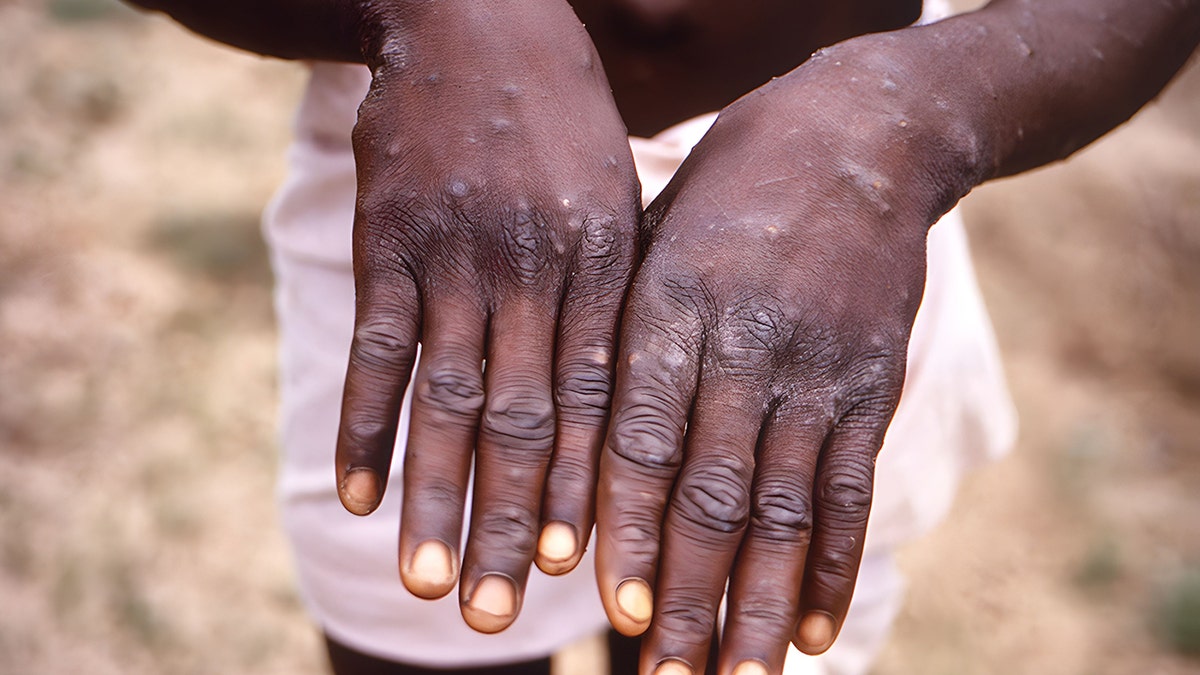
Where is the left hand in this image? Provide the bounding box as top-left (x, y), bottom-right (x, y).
top-left (594, 45), bottom-right (978, 674)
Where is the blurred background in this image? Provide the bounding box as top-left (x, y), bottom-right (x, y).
top-left (0, 0), bottom-right (1197, 673)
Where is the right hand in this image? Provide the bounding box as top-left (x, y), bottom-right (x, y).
top-left (334, 0), bottom-right (640, 634)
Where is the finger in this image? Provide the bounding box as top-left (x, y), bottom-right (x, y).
top-left (639, 380), bottom-right (763, 675)
top-left (459, 297), bottom-right (558, 634)
top-left (397, 295), bottom-right (487, 601)
top-left (596, 306), bottom-right (701, 637)
top-left (335, 272), bottom-right (421, 516)
top-left (539, 213), bottom-right (635, 575)
top-left (718, 412), bottom-right (827, 675)
top-left (793, 412), bottom-right (889, 655)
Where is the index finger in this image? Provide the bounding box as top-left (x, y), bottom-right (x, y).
top-left (596, 302), bottom-right (701, 637)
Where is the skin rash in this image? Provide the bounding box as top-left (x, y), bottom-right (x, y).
top-left (121, 0), bottom-right (1200, 673)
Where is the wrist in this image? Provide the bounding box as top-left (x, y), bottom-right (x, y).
top-left (757, 25), bottom-right (995, 225)
top-left (357, 0), bottom-right (591, 73)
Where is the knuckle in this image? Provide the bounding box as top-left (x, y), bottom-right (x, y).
top-left (609, 512), bottom-right (666, 560)
top-left (415, 364), bottom-right (485, 420)
top-left (577, 213), bottom-right (633, 276)
top-left (498, 209), bottom-right (554, 284)
top-left (734, 593), bottom-right (797, 629)
top-left (844, 347), bottom-right (906, 396)
top-left (817, 461), bottom-right (874, 521)
top-left (351, 318), bottom-right (417, 373)
top-left (340, 414), bottom-right (394, 452)
top-left (472, 501), bottom-right (539, 553)
top-left (556, 356), bottom-right (613, 418)
top-left (674, 457), bottom-right (753, 535)
top-left (545, 452), bottom-right (593, 491)
top-left (416, 476), bottom-right (464, 510)
top-left (657, 592), bottom-right (719, 640)
top-left (481, 388), bottom-right (556, 451)
top-left (608, 399), bottom-right (684, 473)
top-left (580, 214), bottom-right (621, 261)
top-left (751, 476), bottom-right (815, 543)
top-left (808, 539), bottom-right (861, 589)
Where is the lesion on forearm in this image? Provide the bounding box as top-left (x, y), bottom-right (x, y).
top-left (927, 0), bottom-right (1200, 182)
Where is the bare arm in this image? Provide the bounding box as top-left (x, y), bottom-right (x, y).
top-left (128, 0), bottom-right (644, 636)
top-left (810, 0), bottom-right (1200, 199)
top-left (125, 0), bottom-right (368, 63)
top-left (594, 1), bottom-right (1200, 673)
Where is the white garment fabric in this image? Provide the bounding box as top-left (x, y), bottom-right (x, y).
top-left (265, 0), bottom-right (1014, 670)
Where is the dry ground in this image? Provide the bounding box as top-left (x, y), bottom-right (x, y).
top-left (0, 1), bottom-right (1197, 673)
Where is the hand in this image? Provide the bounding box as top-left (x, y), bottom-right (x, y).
top-left (595, 45), bottom-right (978, 674)
top-left (334, 0), bottom-right (640, 633)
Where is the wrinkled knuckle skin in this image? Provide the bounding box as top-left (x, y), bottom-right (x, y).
top-left (472, 501), bottom-right (539, 557)
top-left (610, 509), bottom-right (667, 560)
top-left (409, 476), bottom-right (466, 517)
top-left (556, 358), bottom-right (613, 420)
top-left (340, 415), bottom-right (396, 455)
top-left (481, 388), bottom-right (556, 453)
top-left (807, 544), bottom-right (861, 594)
top-left (350, 318), bottom-right (417, 375)
top-left (545, 452), bottom-right (593, 492)
top-left (751, 476), bottom-right (815, 544)
top-left (608, 400), bottom-right (684, 473)
top-left (674, 458), bottom-right (753, 535)
top-left (580, 214), bottom-right (623, 263)
top-left (842, 348), bottom-right (906, 401)
top-left (415, 365), bottom-right (485, 421)
top-left (732, 594), bottom-right (797, 630)
top-left (496, 209), bottom-right (555, 286)
top-left (657, 593), bottom-right (721, 641)
top-left (817, 462), bottom-right (874, 523)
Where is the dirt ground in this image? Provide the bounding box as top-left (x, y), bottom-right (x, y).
top-left (1, 1), bottom-right (1197, 674)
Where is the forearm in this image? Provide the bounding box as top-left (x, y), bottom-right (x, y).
top-left (945, 0), bottom-right (1200, 180)
top-left (783, 0), bottom-right (1199, 210)
top-left (123, 0), bottom-right (586, 67)
top-left (125, 0), bottom-right (372, 62)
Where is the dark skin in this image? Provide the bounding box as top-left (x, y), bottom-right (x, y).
top-left (125, 0), bottom-right (1200, 673)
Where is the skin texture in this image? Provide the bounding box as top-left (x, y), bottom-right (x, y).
top-left (337, 1), bottom-right (641, 633)
top-left (123, 0), bottom-right (1200, 672)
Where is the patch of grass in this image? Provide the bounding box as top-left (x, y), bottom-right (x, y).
top-left (1152, 567), bottom-right (1200, 658)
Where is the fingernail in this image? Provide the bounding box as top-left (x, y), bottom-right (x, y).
top-left (465, 574), bottom-right (517, 631)
top-left (537, 522), bottom-right (578, 563)
top-left (654, 659), bottom-right (694, 675)
top-left (796, 611), bottom-right (837, 653)
top-left (405, 540), bottom-right (456, 597)
top-left (339, 468), bottom-right (380, 515)
top-left (615, 578), bottom-right (654, 624)
top-left (732, 660), bottom-right (769, 675)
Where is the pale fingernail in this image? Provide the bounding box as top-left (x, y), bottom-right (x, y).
top-left (339, 468), bottom-right (380, 515)
top-left (796, 611), bottom-right (837, 653)
top-left (537, 522), bottom-right (578, 563)
top-left (466, 574), bottom-right (517, 625)
top-left (405, 540), bottom-right (456, 596)
top-left (654, 659), bottom-right (694, 675)
top-left (732, 660), bottom-right (770, 675)
top-left (616, 578), bottom-right (654, 624)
